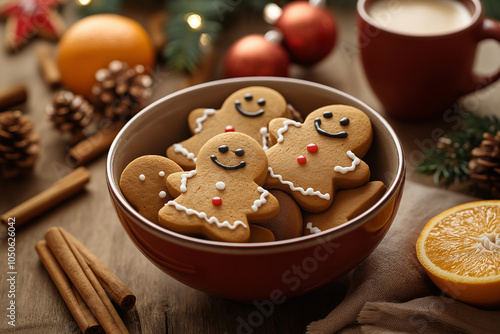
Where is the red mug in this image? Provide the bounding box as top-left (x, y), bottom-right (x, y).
top-left (357, 0), bottom-right (500, 121)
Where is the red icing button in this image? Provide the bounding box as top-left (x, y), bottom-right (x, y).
top-left (225, 125), bottom-right (235, 132)
top-left (297, 155), bottom-right (307, 164)
top-left (212, 197), bottom-right (222, 206)
top-left (307, 143), bottom-right (318, 153)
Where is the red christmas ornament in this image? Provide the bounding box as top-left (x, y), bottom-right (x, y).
top-left (0, 0), bottom-right (65, 51)
top-left (274, 1), bottom-right (337, 66)
top-left (223, 33), bottom-right (290, 78)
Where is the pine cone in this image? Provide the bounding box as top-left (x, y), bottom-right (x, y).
top-left (91, 60), bottom-right (153, 121)
top-left (0, 111), bottom-right (40, 178)
top-left (46, 90), bottom-right (94, 134)
top-left (468, 131), bottom-right (500, 198)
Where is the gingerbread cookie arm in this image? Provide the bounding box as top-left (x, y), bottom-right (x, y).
top-left (166, 137), bottom-right (199, 170)
top-left (247, 187), bottom-right (280, 223)
top-left (187, 108), bottom-right (217, 134)
top-left (303, 181), bottom-right (386, 234)
top-left (268, 117), bottom-right (302, 146)
top-left (166, 171), bottom-right (194, 198)
top-left (333, 159), bottom-right (370, 190)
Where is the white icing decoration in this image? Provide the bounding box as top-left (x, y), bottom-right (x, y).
top-left (159, 171), bottom-right (165, 177)
top-left (180, 170), bottom-right (197, 192)
top-left (252, 187), bottom-right (269, 212)
top-left (159, 191), bottom-right (167, 198)
top-left (166, 200), bottom-right (247, 230)
top-left (306, 222), bottom-right (321, 234)
top-left (173, 143), bottom-right (197, 163)
top-left (260, 127), bottom-right (269, 151)
top-left (139, 174), bottom-right (145, 181)
top-left (216, 181), bottom-right (225, 190)
top-left (194, 108), bottom-right (216, 133)
top-left (268, 167), bottom-right (330, 200)
top-left (276, 120), bottom-right (301, 143)
top-left (334, 151), bottom-right (360, 174)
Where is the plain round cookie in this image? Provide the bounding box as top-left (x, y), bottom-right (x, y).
top-left (249, 225), bottom-right (275, 243)
top-left (254, 190), bottom-right (303, 241)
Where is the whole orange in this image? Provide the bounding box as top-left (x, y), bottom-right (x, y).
top-left (57, 14), bottom-right (155, 98)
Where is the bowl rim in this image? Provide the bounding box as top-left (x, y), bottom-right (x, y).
top-left (106, 77), bottom-right (405, 253)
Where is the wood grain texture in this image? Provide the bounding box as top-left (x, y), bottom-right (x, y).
top-left (1, 2), bottom-right (500, 333)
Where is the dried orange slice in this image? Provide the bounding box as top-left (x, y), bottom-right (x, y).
top-left (416, 200), bottom-right (500, 308)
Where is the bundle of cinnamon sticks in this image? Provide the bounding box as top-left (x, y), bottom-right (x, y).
top-left (36, 227), bottom-right (135, 334)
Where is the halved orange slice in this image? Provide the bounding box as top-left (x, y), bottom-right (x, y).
top-left (416, 200), bottom-right (500, 308)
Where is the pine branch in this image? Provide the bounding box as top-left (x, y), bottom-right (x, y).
top-left (163, 0), bottom-right (287, 73)
top-left (164, 1), bottom-right (226, 73)
top-left (415, 112), bottom-right (500, 186)
top-left (165, 15), bottom-right (221, 72)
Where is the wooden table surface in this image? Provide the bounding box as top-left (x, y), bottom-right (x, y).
top-left (1, 2), bottom-right (500, 333)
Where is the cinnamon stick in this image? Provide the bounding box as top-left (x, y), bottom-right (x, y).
top-left (35, 240), bottom-right (102, 334)
top-left (36, 44), bottom-right (61, 89)
top-left (44, 227), bottom-right (129, 334)
top-left (66, 232), bottom-right (136, 311)
top-left (0, 83), bottom-right (27, 110)
top-left (0, 167), bottom-right (90, 228)
top-left (177, 46), bottom-right (217, 90)
top-left (69, 121), bottom-right (124, 166)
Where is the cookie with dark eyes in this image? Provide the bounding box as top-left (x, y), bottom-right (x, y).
top-left (166, 86), bottom-right (292, 170)
top-left (264, 105), bottom-right (373, 213)
top-left (159, 132), bottom-right (279, 243)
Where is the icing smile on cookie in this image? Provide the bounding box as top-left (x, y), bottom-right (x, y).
top-left (314, 111), bottom-right (348, 139)
top-left (234, 93), bottom-right (265, 117)
top-left (210, 145), bottom-right (246, 170)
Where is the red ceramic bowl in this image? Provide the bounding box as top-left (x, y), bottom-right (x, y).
top-left (106, 77), bottom-right (405, 301)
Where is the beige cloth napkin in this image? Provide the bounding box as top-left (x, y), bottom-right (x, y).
top-left (307, 181), bottom-right (500, 334)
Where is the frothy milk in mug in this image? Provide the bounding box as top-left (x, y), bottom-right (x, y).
top-left (369, 0), bottom-right (473, 36)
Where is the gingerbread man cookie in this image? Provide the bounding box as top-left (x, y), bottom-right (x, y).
top-left (166, 86), bottom-right (291, 170)
top-left (303, 181), bottom-right (386, 235)
top-left (159, 132), bottom-right (280, 243)
top-left (265, 105), bottom-right (373, 213)
top-left (120, 155), bottom-right (183, 223)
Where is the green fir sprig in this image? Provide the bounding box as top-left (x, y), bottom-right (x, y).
top-left (415, 112), bottom-right (500, 186)
top-left (164, 0), bottom-right (271, 73)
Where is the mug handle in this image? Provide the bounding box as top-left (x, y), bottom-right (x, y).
top-left (467, 18), bottom-right (500, 92)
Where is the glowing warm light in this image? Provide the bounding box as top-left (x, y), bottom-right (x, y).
top-left (199, 33), bottom-right (211, 47)
top-left (263, 3), bottom-right (282, 24)
top-left (77, 0), bottom-right (92, 6)
top-left (186, 13), bottom-right (202, 30)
